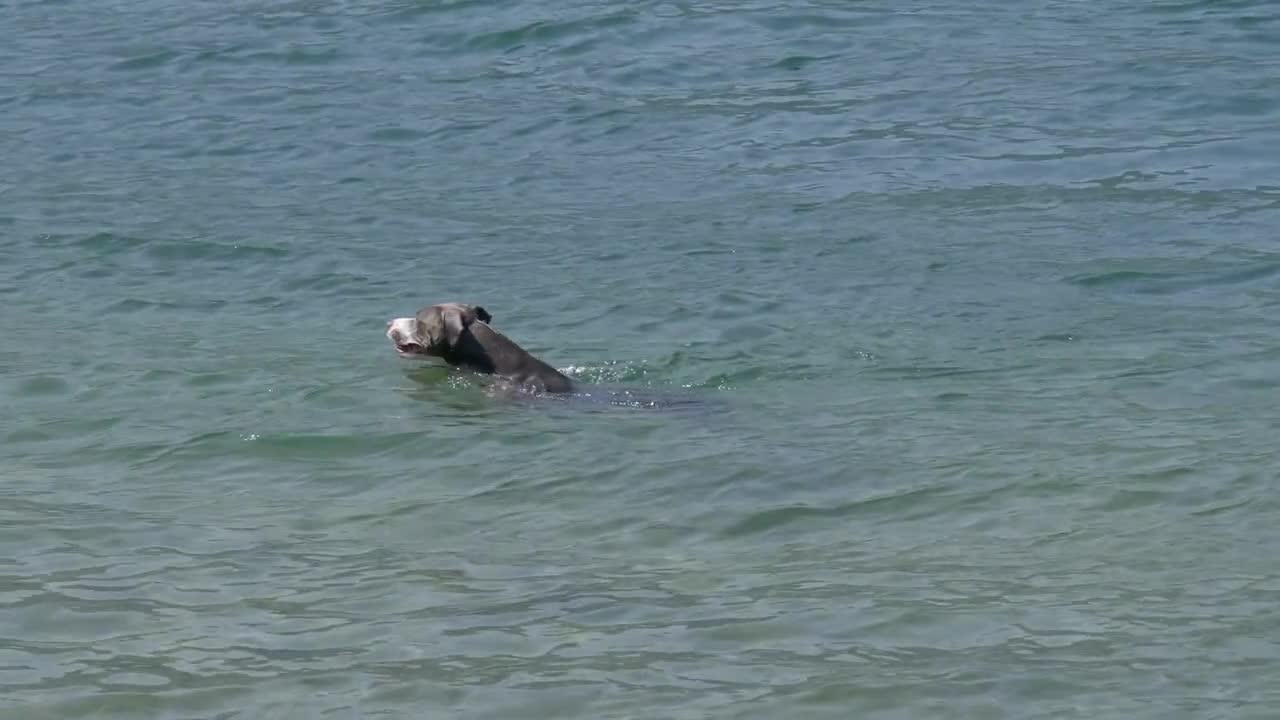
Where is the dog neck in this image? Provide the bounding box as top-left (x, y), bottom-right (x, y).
top-left (452, 322), bottom-right (573, 392)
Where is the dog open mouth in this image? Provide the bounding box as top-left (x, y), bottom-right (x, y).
top-left (387, 318), bottom-right (429, 358)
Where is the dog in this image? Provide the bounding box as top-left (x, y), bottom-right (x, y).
top-left (386, 302), bottom-right (575, 394)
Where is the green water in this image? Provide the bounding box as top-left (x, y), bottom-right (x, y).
top-left (3, 1), bottom-right (1279, 717)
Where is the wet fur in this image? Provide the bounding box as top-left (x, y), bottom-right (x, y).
top-left (387, 303), bottom-right (574, 394)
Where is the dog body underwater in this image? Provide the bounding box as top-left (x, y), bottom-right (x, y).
top-left (386, 302), bottom-right (575, 394)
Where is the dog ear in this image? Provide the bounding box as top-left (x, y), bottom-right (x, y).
top-left (441, 305), bottom-right (469, 347)
top-left (441, 304), bottom-right (492, 346)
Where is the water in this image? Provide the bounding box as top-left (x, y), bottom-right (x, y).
top-left (3, 0), bottom-right (1279, 717)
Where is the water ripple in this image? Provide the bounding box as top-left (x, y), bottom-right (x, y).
top-left (3, 0), bottom-right (1280, 717)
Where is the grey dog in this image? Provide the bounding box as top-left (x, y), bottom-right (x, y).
top-left (386, 302), bottom-right (575, 394)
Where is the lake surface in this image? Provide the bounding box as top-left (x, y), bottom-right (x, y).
top-left (3, 1), bottom-right (1279, 717)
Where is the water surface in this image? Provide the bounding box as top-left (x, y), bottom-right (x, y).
top-left (3, 1), bottom-right (1279, 717)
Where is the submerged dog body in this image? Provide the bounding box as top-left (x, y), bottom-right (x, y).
top-left (386, 303), bottom-right (575, 393)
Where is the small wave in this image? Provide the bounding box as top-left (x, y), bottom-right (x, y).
top-left (74, 232), bottom-right (147, 252)
top-left (768, 54), bottom-right (837, 71)
top-left (104, 298), bottom-right (230, 314)
top-left (1067, 262), bottom-right (1280, 296)
top-left (1067, 269), bottom-right (1177, 288)
top-left (560, 360), bottom-right (653, 385)
top-left (248, 48), bottom-right (342, 66)
top-left (108, 50), bottom-right (179, 72)
top-left (461, 11), bottom-right (635, 54)
top-left (718, 484), bottom-right (949, 539)
top-left (16, 375), bottom-right (71, 397)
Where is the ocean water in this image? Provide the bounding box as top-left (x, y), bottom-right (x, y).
top-left (3, 0), bottom-right (1279, 717)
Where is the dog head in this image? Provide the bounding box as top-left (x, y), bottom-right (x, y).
top-left (386, 303), bottom-right (492, 359)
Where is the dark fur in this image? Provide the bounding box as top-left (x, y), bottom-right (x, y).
top-left (390, 303), bottom-right (574, 394)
